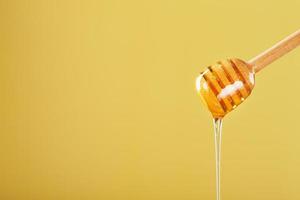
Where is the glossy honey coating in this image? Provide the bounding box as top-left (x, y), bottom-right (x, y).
top-left (196, 58), bottom-right (255, 118)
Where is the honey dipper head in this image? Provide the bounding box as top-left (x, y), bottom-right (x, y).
top-left (196, 58), bottom-right (255, 118)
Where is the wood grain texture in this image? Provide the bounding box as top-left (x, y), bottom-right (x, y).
top-left (249, 29), bottom-right (300, 72)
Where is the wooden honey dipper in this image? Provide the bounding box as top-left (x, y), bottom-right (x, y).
top-left (196, 29), bottom-right (300, 119)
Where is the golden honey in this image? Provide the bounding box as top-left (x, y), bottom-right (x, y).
top-left (196, 58), bottom-right (255, 118)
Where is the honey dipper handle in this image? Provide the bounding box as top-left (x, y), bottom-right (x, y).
top-left (248, 29), bottom-right (300, 73)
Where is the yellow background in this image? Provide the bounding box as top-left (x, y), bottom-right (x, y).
top-left (1, 0), bottom-right (300, 199)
